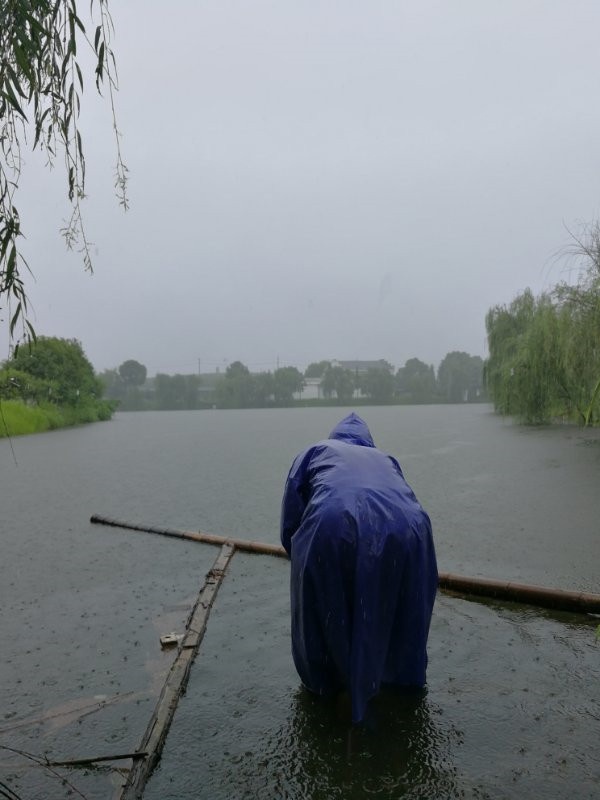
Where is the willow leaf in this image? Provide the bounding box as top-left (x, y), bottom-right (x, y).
top-left (13, 42), bottom-right (35, 83)
top-left (10, 302), bottom-right (23, 335)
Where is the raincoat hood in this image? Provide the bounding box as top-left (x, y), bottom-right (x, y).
top-left (328, 412), bottom-right (375, 448)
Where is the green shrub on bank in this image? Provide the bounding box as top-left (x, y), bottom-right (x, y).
top-left (0, 399), bottom-right (116, 438)
top-left (0, 400), bottom-right (54, 435)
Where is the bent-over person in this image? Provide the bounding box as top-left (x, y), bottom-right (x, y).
top-left (280, 412), bottom-right (438, 723)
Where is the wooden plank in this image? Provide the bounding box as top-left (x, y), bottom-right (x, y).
top-left (47, 752), bottom-right (147, 767)
top-left (118, 543), bottom-right (235, 800)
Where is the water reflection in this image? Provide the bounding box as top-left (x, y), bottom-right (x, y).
top-left (258, 687), bottom-right (465, 799)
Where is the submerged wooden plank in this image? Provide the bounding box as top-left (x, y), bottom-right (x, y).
top-left (118, 543), bottom-right (235, 800)
top-left (47, 751), bottom-right (147, 767)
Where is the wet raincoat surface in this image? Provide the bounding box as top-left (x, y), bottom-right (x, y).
top-left (281, 413), bottom-right (438, 723)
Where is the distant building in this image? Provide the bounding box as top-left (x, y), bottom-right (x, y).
top-left (330, 359), bottom-right (394, 375)
top-left (293, 359), bottom-right (395, 401)
top-left (295, 377), bottom-right (323, 401)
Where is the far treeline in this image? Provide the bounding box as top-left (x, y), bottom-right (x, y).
top-left (485, 222), bottom-right (600, 426)
top-left (99, 352), bottom-right (486, 411)
top-left (5, 215), bottom-right (597, 430)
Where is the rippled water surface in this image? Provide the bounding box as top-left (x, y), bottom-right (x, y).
top-left (146, 555), bottom-right (599, 800)
top-left (1, 405), bottom-right (599, 798)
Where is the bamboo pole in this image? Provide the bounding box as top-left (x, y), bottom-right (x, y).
top-left (437, 573), bottom-right (600, 614)
top-left (90, 514), bottom-right (286, 557)
top-left (90, 514), bottom-right (600, 615)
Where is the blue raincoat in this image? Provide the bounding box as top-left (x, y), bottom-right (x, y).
top-left (281, 413), bottom-right (438, 723)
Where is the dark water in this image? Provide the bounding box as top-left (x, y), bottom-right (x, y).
top-left (144, 556), bottom-right (600, 800)
top-left (1, 405), bottom-right (599, 798)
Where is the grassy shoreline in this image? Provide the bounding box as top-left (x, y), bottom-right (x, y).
top-left (0, 399), bottom-right (115, 438)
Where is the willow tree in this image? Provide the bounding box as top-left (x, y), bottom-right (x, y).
top-left (485, 288), bottom-right (536, 417)
top-left (513, 294), bottom-right (563, 424)
top-left (485, 224), bottom-right (600, 426)
top-left (485, 290), bottom-right (563, 423)
top-left (554, 223), bottom-right (600, 425)
top-left (0, 1), bottom-right (126, 342)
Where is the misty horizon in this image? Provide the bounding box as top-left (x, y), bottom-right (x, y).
top-left (3, 1), bottom-right (600, 377)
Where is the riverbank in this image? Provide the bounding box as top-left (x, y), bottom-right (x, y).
top-left (0, 398), bottom-right (115, 437)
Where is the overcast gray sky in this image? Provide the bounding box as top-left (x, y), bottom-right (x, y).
top-left (6, 0), bottom-right (600, 376)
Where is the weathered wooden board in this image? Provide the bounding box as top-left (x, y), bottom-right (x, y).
top-left (118, 543), bottom-right (235, 800)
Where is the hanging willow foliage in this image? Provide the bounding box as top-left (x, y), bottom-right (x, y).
top-left (485, 225), bottom-right (600, 426)
top-left (0, 0), bottom-right (127, 343)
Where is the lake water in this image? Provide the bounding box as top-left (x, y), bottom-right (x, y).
top-left (1, 404), bottom-right (599, 798)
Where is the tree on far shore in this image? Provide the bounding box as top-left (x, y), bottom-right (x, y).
top-left (321, 366), bottom-right (354, 403)
top-left (360, 367), bottom-right (395, 403)
top-left (305, 361), bottom-right (331, 378)
top-left (119, 359), bottom-right (147, 388)
top-left (438, 352), bottom-right (484, 404)
top-left (396, 358), bottom-right (436, 404)
top-left (2, 335), bottom-right (102, 404)
top-left (273, 366), bottom-right (304, 405)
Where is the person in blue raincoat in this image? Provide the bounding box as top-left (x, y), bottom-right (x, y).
top-left (280, 412), bottom-right (438, 723)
